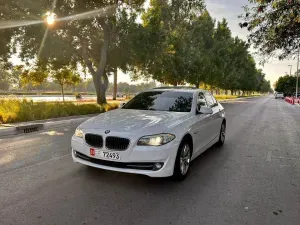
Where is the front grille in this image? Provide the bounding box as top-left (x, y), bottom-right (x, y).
top-left (74, 151), bottom-right (158, 171)
top-left (105, 136), bottom-right (130, 150)
top-left (85, 134), bottom-right (103, 148)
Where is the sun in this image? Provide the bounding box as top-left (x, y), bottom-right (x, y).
top-left (46, 12), bottom-right (56, 25)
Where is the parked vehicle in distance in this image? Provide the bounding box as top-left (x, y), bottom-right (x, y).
top-left (71, 88), bottom-right (226, 180)
top-left (293, 93), bottom-right (300, 98)
top-left (275, 92), bottom-right (284, 99)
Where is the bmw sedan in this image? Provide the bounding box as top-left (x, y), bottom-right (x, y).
top-left (71, 88), bottom-right (226, 180)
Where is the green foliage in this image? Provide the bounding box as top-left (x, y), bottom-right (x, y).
top-left (241, 0), bottom-right (300, 60)
top-left (20, 67), bottom-right (48, 88)
top-left (0, 0), bottom-right (272, 99)
top-left (0, 98), bottom-right (118, 124)
top-left (274, 75), bottom-right (297, 95)
top-left (133, 0), bottom-right (206, 86)
top-left (132, 1), bottom-right (271, 93)
top-left (0, 64), bottom-right (10, 91)
top-left (0, 0), bottom-right (146, 104)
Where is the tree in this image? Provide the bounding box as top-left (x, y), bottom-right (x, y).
top-left (51, 67), bottom-right (80, 101)
top-left (11, 65), bottom-right (25, 90)
top-left (0, 65), bottom-right (10, 91)
top-left (20, 67), bottom-right (48, 90)
top-left (275, 75), bottom-right (297, 95)
top-left (209, 19), bottom-right (232, 90)
top-left (0, 0), bottom-right (145, 104)
top-left (70, 73), bottom-right (82, 92)
top-left (240, 0), bottom-right (300, 60)
top-left (185, 11), bottom-right (215, 88)
top-left (132, 0), bottom-right (205, 86)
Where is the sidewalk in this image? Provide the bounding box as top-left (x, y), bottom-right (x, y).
top-left (0, 114), bottom-right (98, 137)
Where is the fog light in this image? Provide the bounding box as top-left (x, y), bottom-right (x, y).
top-left (153, 163), bottom-right (163, 171)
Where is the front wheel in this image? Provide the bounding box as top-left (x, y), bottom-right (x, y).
top-left (173, 141), bottom-right (191, 181)
top-left (216, 122), bottom-right (226, 147)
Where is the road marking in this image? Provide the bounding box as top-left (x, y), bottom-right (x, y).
top-left (272, 156), bottom-right (299, 160)
top-left (280, 165), bottom-right (293, 167)
top-left (266, 151), bottom-right (272, 162)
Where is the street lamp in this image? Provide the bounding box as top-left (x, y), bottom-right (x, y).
top-left (288, 65), bottom-right (292, 76)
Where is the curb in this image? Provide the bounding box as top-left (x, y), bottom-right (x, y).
top-left (0, 115), bottom-right (95, 138)
top-left (218, 96), bottom-right (258, 103)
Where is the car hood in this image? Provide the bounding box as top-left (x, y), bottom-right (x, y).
top-left (80, 109), bottom-right (191, 134)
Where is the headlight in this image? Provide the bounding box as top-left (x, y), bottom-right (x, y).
top-left (137, 134), bottom-right (175, 146)
top-left (75, 128), bottom-right (84, 138)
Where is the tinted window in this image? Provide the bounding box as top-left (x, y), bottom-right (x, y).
top-left (123, 91), bottom-right (193, 112)
top-left (198, 92), bottom-right (207, 107)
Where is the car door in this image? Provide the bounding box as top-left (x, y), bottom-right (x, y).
top-left (204, 92), bottom-right (221, 141)
top-left (190, 92), bottom-right (213, 155)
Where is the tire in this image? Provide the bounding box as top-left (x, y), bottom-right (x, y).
top-left (216, 122), bottom-right (226, 147)
top-left (275, 97), bottom-right (277, 99)
top-left (173, 141), bottom-right (191, 181)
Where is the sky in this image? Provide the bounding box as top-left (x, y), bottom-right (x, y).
top-left (114, 0), bottom-right (299, 87)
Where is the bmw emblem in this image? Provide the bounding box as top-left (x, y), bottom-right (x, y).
top-left (105, 130), bottom-right (110, 134)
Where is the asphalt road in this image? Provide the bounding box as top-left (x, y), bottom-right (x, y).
top-left (1, 96), bottom-right (300, 225)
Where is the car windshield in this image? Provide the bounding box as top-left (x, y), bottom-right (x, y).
top-left (122, 91), bottom-right (193, 112)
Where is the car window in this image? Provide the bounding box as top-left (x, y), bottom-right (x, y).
top-left (211, 95), bottom-right (218, 105)
top-left (198, 92), bottom-right (207, 107)
top-left (122, 91), bottom-right (193, 112)
top-left (204, 92), bottom-right (215, 107)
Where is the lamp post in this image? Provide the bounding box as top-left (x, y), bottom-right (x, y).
top-left (296, 48), bottom-right (299, 98)
top-left (288, 65), bottom-right (292, 76)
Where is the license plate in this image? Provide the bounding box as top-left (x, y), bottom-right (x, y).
top-left (90, 148), bottom-right (120, 161)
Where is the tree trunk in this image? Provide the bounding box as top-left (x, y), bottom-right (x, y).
top-left (61, 84), bottom-right (65, 102)
top-left (231, 90), bottom-right (234, 95)
top-left (93, 72), bottom-right (109, 104)
top-left (225, 90), bottom-right (228, 95)
top-left (113, 68), bottom-right (117, 100)
top-left (81, 25), bottom-right (110, 105)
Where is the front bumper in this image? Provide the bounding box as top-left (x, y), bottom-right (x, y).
top-left (71, 136), bottom-right (180, 177)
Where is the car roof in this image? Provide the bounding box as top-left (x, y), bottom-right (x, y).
top-left (150, 86), bottom-right (205, 93)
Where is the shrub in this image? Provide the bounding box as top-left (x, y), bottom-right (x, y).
top-left (0, 98), bottom-right (118, 124)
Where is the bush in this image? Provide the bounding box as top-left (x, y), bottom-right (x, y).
top-left (0, 98), bottom-right (118, 124)
top-left (0, 92), bottom-right (96, 96)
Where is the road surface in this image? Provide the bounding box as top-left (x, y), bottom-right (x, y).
top-left (1, 96), bottom-right (300, 225)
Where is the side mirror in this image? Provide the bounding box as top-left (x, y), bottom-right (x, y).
top-left (197, 106), bottom-right (213, 115)
top-left (119, 102), bottom-right (126, 108)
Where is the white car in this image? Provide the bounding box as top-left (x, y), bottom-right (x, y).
top-left (275, 92), bottom-right (284, 99)
top-left (72, 88), bottom-right (226, 180)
